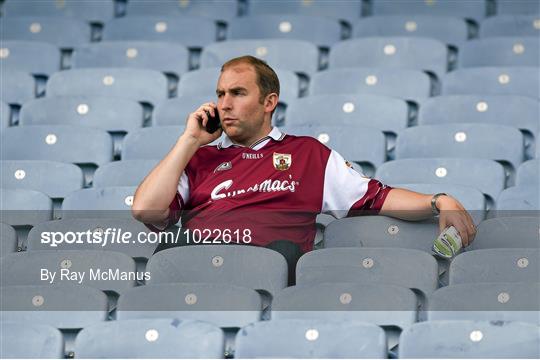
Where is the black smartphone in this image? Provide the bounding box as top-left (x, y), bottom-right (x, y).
top-left (204, 110), bottom-right (221, 133)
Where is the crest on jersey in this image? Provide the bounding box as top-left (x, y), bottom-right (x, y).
top-left (273, 152), bottom-right (292, 171)
top-left (214, 161), bottom-right (232, 173)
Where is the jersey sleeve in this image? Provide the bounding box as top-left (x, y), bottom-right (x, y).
top-left (321, 149), bottom-right (392, 218)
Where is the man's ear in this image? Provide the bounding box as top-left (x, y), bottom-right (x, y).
top-left (264, 93), bottom-right (279, 113)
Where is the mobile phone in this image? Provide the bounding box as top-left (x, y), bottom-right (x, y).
top-left (204, 110), bottom-right (221, 133)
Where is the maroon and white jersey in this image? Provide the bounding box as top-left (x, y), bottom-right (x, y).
top-left (163, 127), bottom-right (392, 252)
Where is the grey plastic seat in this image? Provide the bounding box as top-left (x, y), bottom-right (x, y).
top-left (309, 67), bottom-right (432, 104)
top-left (248, 0), bottom-right (364, 25)
top-left (46, 68), bottom-right (168, 106)
top-left (395, 124), bottom-right (525, 177)
top-left (93, 160), bottom-right (158, 187)
top-left (117, 283), bottom-right (262, 328)
top-left (72, 41), bottom-right (190, 78)
top-left (103, 17), bottom-right (217, 49)
top-left (228, 15), bottom-right (342, 48)
top-left (20, 96), bottom-right (144, 133)
top-left (1, 223), bottom-right (18, 256)
top-left (201, 39), bottom-right (320, 75)
top-left (418, 95), bottom-right (538, 159)
top-left (146, 245), bottom-right (288, 296)
top-left (125, 0), bottom-right (238, 21)
top-left (0, 160), bottom-right (84, 199)
top-left (459, 38), bottom-right (539, 68)
top-left (481, 15), bottom-right (540, 37)
top-left (329, 37), bottom-right (448, 80)
top-left (27, 218), bottom-right (157, 260)
top-left (296, 247), bottom-right (438, 297)
top-left (496, 186), bottom-right (539, 211)
top-left (0, 322), bottom-right (64, 359)
top-left (0, 188), bottom-right (53, 226)
top-left (442, 67), bottom-right (540, 98)
top-left (371, 0), bottom-right (486, 23)
top-left (399, 320), bottom-right (540, 358)
top-left (0, 284), bottom-right (108, 328)
top-left (75, 318), bottom-right (225, 359)
top-left (0, 17), bottom-right (91, 48)
top-left (154, 95), bottom-right (215, 126)
top-left (62, 186), bottom-right (137, 219)
top-left (497, 0), bottom-right (540, 15)
top-left (450, 248), bottom-right (540, 284)
top-left (1, 101), bottom-right (10, 129)
top-left (517, 159), bottom-right (539, 187)
top-left (354, 15), bottom-right (469, 47)
top-left (0, 41), bottom-right (60, 76)
top-left (122, 127), bottom-right (185, 160)
top-left (375, 158), bottom-right (506, 205)
top-left (283, 125), bottom-right (386, 174)
top-left (1, 70), bottom-right (35, 105)
top-left (427, 282), bottom-right (540, 324)
top-left (272, 282), bottom-right (417, 330)
top-left (235, 319), bottom-right (387, 359)
top-left (2, 0), bottom-right (115, 23)
top-left (472, 217), bottom-right (540, 250)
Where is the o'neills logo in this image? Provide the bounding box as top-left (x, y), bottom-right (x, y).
top-left (211, 176), bottom-right (299, 200)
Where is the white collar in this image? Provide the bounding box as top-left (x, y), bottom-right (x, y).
top-left (218, 127), bottom-right (285, 150)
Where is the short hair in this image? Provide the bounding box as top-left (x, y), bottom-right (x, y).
top-left (221, 55), bottom-right (280, 103)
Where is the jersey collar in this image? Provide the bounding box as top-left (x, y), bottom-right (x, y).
top-left (217, 127), bottom-right (286, 150)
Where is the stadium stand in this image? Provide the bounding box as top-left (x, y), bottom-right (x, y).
top-left (153, 95), bottom-right (215, 126)
top-left (0, 322), bottom-right (65, 359)
top-left (471, 216), bottom-right (540, 250)
top-left (0, 41), bottom-right (60, 77)
top-left (458, 38), bottom-right (540, 68)
top-left (496, 0), bottom-right (540, 15)
top-left (480, 15), bottom-right (540, 37)
top-left (235, 319), bottom-right (387, 359)
top-left (1, 70), bottom-right (35, 105)
top-left (0, 223), bottom-right (18, 256)
top-left (0, 188), bottom-right (53, 226)
top-left (93, 160), bottom-right (158, 187)
top-left (61, 186), bottom-right (137, 219)
top-left (1, 0), bottom-right (115, 23)
top-left (517, 159), bottom-right (539, 186)
top-left (0, 101), bottom-right (10, 129)
top-left (496, 185), bottom-right (539, 211)
top-left (122, 126), bottom-right (185, 160)
top-left (125, 0), bottom-right (238, 21)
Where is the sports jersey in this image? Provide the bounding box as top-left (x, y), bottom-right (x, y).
top-left (153, 127), bottom-right (392, 253)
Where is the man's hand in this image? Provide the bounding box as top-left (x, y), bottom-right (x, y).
top-left (183, 102), bottom-right (223, 146)
top-left (437, 195), bottom-right (477, 247)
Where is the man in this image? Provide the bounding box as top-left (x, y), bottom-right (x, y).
top-left (132, 55), bottom-right (476, 259)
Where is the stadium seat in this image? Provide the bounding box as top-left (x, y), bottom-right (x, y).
top-left (146, 245), bottom-right (288, 296)
top-left (0, 223), bottom-right (18, 256)
top-left (399, 320), bottom-right (540, 358)
top-left (176, 68), bottom-right (299, 106)
top-left (27, 218), bottom-right (157, 260)
top-left (353, 16), bottom-right (469, 47)
top-left (459, 38), bottom-right (539, 68)
top-left (0, 17), bottom-right (91, 48)
top-left (1, 70), bottom-right (35, 105)
top-left (201, 40), bottom-right (320, 75)
top-left (247, 0), bottom-right (364, 25)
top-left (418, 95), bottom-right (538, 159)
top-left (46, 69), bottom-right (169, 107)
top-left (122, 127), bottom-right (185, 160)
top-left (284, 94), bottom-right (408, 136)
top-left (117, 283), bottom-right (262, 328)
top-left (0, 160), bottom-right (83, 199)
top-left (154, 95), bottom-right (214, 126)
top-left (441, 67), bottom-right (540, 98)
top-left (2, 0), bottom-right (115, 23)
top-left (296, 248), bottom-right (438, 298)
top-left (395, 124), bottom-right (525, 178)
top-left (371, 0), bottom-right (486, 23)
top-left (427, 282), bottom-right (540, 324)
top-left (329, 37), bottom-right (448, 80)
top-left (0, 188), bottom-right (53, 226)
top-left (72, 42), bottom-right (189, 78)
top-left (103, 17), bottom-right (217, 49)
top-left (93, 160), bottom-right (158, 187)
top-left (61, 187), bottom-right (137, 219)
top-left (228, 15), bottom-right (342, 48)
top-left (20, 96), bottom-right (144, 133)
top-left (271, 283), bottom-right (417, 330)
top-left (471, 216), bottom-right (540, 250)
top-left (497, 0), bottom-right (540, 15)
top-left (0, 41), bottom-right (60, 76)
top-left (517, 159), bottom-right (539, 187)
top-left (0, 322), bottom-right (64, 359)
top-left (450, 248), bottom-right (540, 284)
top-left (283, 125), bottom-right (386, 174)
top-left (1, 101), bottom-right (10, 129)
top-left (375, 158), bottom-right (506, 205)
top-left (309, 67), bottom-right (432, 103)
top-left (75, 318), bottom-right (224, 359)
top-left (125, 0), bottom-right (238, 21)
top-left (496, 186), bottom-right (539, 211)
top-left (481, 15), bottom-right (540, 37)
top-left (235, 319), bottom-right (387, 359)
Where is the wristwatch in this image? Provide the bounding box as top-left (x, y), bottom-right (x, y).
top-left (431, 193), bottom-right (448, 215)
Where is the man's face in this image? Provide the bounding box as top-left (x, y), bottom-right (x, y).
top-left (216, 64), bottom-right (270, 144)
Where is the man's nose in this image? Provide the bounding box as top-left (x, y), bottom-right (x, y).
top-left (220, 93), bottom-right (233, 110)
